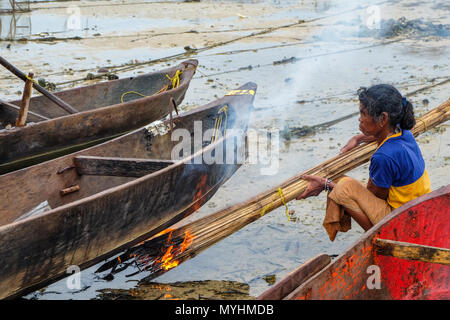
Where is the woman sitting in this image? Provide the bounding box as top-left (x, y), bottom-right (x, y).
top-left (297, 84), bottom-right (431, 241)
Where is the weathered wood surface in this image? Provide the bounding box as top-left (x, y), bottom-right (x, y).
top-left (15, 72), bottom-right (34, 127)
top-left (0, 56), bottom-right (79, 114)
top-left (74, 156), bottom-right (175, 177)
top-left (0, 59), bottom-right (198, 174)
top-left (258, 254), bottom-right (331, 300)
top-left (374, 238), bottom-right (450, 266)
top-left (0, 99), bottom-right (49, 122)
top-left (0, 82), bottom-right (256, 299)
top-left (280, 185), bottom-right (450, 300)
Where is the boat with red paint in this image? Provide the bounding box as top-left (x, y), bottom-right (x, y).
top-left (258, 185), bottom-right (450, 300)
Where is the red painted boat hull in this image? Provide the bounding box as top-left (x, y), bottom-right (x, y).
top-left (259, 185), bottom-right (450, 300)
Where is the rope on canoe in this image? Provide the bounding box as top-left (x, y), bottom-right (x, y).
top-left (278, 187), bottom-right (291, 222)
top-left (260, 187), bottom-right (290, 222)
top-left (25, 74), bottom-right (39, 85)
top-left (166, 69), bottom-right (182, 89)
top-left (416, 117), bottom-right (428, 132)
top-left (211, 105), bottom-right (228, 143)
top-left (120, 90), bottom-right (148, 103)
top-left (120, 69), bottom-right (182, 103)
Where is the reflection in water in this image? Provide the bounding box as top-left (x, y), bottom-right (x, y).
top-left (0, 1), bottom-right (32, 40)
top-left (0, 13), bottom-right (31, 39)
top-left (0, 0), bottom-right (30, 13)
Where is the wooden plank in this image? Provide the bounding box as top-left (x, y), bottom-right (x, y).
top-left (375, 238), bottom-right (450, 266)
top-left (74, 156), bottom-right (175, 177)
top-left (60, 185), bottom-right (80, 196)
top-left (15, 72), bottom-right (34, 127)
top-left (0, 132), bottom-right (126, 175)
top-left (258, 254), bottom-right (331, 300)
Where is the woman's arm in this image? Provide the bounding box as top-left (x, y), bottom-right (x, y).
top-left (367, 178), bottom-right (389, 200)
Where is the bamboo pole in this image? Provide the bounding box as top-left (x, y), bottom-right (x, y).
top-left (99, 99), bottom-right (450, 279)
top-left (15, 72), bottom-right (33, 127)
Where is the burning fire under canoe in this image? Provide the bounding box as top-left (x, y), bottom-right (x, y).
top-left (96, 228), bottom-right (196, 282)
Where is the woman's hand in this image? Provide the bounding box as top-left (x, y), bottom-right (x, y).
top-left (296, 175), bottom-right (327, 200)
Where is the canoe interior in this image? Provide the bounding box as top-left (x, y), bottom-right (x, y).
top-left (266, 185), bottom-right (450, 300)
top-left (0, 63), bottom-right (191, 128)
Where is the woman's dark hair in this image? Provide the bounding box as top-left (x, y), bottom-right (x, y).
top-left (357, 84), bottom-right (415, 130)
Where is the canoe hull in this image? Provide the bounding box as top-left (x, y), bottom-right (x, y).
top-left (0, 82), bottom-right (257, 299)
top-left (259, 185), bottom-right (450, 300)
top-left (0, 60), bottom-right (197, 174)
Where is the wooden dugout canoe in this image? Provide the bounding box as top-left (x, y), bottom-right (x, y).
top-left (0, 59), bottom-right (198, 174)
top-left (259, 185), bottom-right (450, 300)
top-left (0, 82), bottom-right (257, 299)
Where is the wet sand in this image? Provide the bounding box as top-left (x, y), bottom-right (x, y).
top-left (1, 0), bottom-right (448, 300)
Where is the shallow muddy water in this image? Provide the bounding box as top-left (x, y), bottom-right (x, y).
top-left (0, 0), bottom-right (448, 300)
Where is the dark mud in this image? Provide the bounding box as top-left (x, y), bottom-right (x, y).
top-left (96, 280), bottom-right (254, 300)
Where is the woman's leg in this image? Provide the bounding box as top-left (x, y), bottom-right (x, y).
top-left (343, 208), bottom-right (373, 231)
top-left (328, 177), bottom-right (392, 228)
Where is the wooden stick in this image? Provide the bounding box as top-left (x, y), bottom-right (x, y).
top-left (170, 97), bottom-right (179, 116)
top-left (169, 98), bottom-right (174, 132)
top-left (60, 185), bottom-right (80, 196)
top-left (15, 72), bottom-right (33, 127)
top-left (374, 238), bottom-right (450, 266)
top-left (0, 56), bottom-right (79, 114)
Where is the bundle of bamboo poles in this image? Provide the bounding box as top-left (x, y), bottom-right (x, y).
top-left (98, 99), bottom-right (450, 281)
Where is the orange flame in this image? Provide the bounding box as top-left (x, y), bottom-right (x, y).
top-left (158, 245), bottom-right (179, 270)
top-left (137, 227), bottom-right (176, 246)
top-left (191, 175), bottom-right (208, 212)
top-left (157, 230), bottom-right (194, 271)
top-left (180, 230), bottom-right (194, 252)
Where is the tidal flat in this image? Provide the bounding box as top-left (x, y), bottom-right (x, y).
top-left (1, 0), bottom-right (448, 300)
